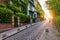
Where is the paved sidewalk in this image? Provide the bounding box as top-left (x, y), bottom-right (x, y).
top-left (0, 23), bottom-right (36, 40)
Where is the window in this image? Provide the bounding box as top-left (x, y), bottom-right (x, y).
top-left (10, 0), bottom-right (13, 6)
top-left (20, 6), bottom-right (24, 11)
top-left (30, 0), bottom-right (34, 4)
top-left (29, 4), bottom-right (32, 10)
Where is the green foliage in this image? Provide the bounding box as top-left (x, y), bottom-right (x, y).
top-left (0, 3), bottom-right (6, 7)
top-left (36, 3), bottom-right (44, 20)
top-left (0, 7), bottom-right (13, 23)
top-left (47, 0), bottom-right (60, 15)
top-left (0, 7), bottom-right (13, 14)
top-left (36, 4), bottom-right (44, 14)
top-left (10, 6), bottom-right (20, 13)
top-left (5, 0), bottom-right (28, 14)
top-left (0, 0), bottom-right (29, 23)
top-left (47, 0), bottom-right (60, 29)
top-left (56, 16), bottom-right (60, 27)
top-left (16, 13), bottom-right (30, 23)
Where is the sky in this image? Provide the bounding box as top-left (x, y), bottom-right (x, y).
top-left (38, 0), bottom-right (52, 20)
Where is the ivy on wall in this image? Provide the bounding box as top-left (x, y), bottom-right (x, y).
top-left (0, 4), bottom-right (13, 23)
top-left (5, 0), bottom-right (28, 14)
top-left (36, 3), bottom-right (44, 20)
top-left (0, 0), bottom-right (30, 23)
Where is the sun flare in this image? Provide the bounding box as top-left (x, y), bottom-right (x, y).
top-left (38, 0), bottom-right (53, 21)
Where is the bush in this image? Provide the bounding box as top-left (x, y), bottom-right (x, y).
top-left (16, 13), bottom-right (30, 23)
top-left (56, 16), bottom-right (60, 35)
top-left (0, 3), bottom-right (6, 8)
top-left (0, 7), bottom-right (14, 23)
top-left (0, 7), bottom-right (13, 14)
top-left (10, 6), bottom-right (20, 13)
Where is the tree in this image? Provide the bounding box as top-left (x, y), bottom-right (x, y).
top-left (46, 0), bottom-right (60, 15)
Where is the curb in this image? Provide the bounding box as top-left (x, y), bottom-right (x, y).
top-left (1, 23), bottom-right (36, 40)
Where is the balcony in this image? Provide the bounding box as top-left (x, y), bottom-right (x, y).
top-left (29, 0), bottom-right (34, 4)
top-left (29, 6), bottom-right (34, 11)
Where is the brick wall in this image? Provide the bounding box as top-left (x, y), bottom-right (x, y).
top-left (0, 24), bottom-right (14, 29)
top-left (0, 0), bottom-right (5, 3)
top-left (0, 0), bottom-right (6, 6)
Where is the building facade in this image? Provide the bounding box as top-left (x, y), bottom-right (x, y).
top-left (28, 0), bottom-right (37, 23)
top-left (34, 0), bottom-right (41, 22)
top-left (0, 0), bottom-right (28, 29)
top-left (9, 0), bottom-right (28, 27)
top-left (0, 0), bottom-right (38, 29)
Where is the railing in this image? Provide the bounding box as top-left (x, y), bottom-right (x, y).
top-left (29, 0), bottom-right (34, 4)
top-left (29, 6), bottom-right (35, 12)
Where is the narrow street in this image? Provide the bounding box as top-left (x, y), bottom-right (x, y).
top-left (37, 21), bottom-right (58, 40)
top-left (0, 0), bottom-right (60, 40)
top-left (3, 20), bottom-right (58, 40)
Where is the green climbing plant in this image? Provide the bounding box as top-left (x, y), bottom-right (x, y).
top-left (36, 3), bottom-right (44, 20)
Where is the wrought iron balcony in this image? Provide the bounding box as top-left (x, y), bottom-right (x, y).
top-left (29, 0), bottom-right (34, 4)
